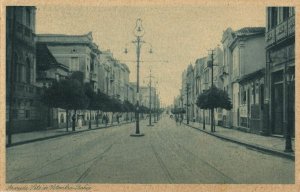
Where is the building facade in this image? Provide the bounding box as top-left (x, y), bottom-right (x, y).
top-left (221, 27), bottom-right (266, 130)
top-left (264, 7), bottom-right (295, 136)
top-left (6, 6), bottom-right (44, 133)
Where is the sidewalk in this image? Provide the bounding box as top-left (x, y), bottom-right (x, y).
top-left (183, 121), bottom-right (295, 160)
top-left (6, 121), bottom-right (135, 147)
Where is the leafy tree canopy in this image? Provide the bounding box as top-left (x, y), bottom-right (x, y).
top-left (196, 85), bottom-right (232, 110)
top-left (42, 78), bottom-right (88, 111)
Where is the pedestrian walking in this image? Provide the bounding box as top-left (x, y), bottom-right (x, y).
top-left (78, 116), bottom-right (83, 129)
top-left (175, 115), bottom-right (179, 125)
top-left (72, 114), bottom-right (76, 131)
top-left (117, 114), bottom-right (120, 125)
top-left (105, 114), bottom-right (109, 127)
top-left (180, 114), bottom-right (183, 125)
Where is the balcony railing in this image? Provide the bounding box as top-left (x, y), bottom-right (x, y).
top-left (266, 15), bottom-right (295, 47)
top-left (15, 21), bottom-right (35, 48)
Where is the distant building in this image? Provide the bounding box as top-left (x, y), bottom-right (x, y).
top-left (186, 64), bottom-right (194, 122)
top-left (264, 7), bottom-right (295, 136)
top-left (36, 32), bottom-right (101, 92)
top-left (99, 50), bottom-right (114, 95)
top-left (194, 57), bottom-right (206, 123)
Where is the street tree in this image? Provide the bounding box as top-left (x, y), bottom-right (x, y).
top-left (41, 78), bottom-right (88, 132)
top-left (84, 83), bottom-right (96, 129)
top-left (41, 81), bottom-right (65, 128)
top-left (62, 79), bottom-right (88, 131)
top-left (196, 85), bottom-right (232, 132)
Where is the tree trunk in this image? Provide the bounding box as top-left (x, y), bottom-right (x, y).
top-left (211, 108), bottom-right (214, 132)
top-left (89, 109), bottom-right (92, 129)
top-left (72, 109), bottom-right (76, 131)
top-left (66, 109), bottom-right (69, 132)
top-left (47, 106), bottom-right (51, 127)
top-left (96, 110), bottom-right (99, 127)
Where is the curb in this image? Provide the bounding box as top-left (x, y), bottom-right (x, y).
top-left (6, 121), bottom-right (135, 148)
top-left (183, 123), bottom-right (295, 161)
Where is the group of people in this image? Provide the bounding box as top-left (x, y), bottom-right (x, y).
top-left (170, 114), bottom-right (183, 125)
top-left (69, 113), bottom-right (125, 128)
top-left (102, 114), bottom-right (109, 126)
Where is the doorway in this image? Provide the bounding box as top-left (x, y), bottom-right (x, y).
top-left (272, 83), bottom-right (284, 135)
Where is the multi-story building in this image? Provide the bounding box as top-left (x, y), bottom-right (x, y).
top-left (36, 32), bottom-right (101, 92)
top-left (140, 86), bottom-right (155, 110)
top-left (36, 32), bottom-right (102, 126)
top-left (6, 6), bottom-right (43, 133)
top-left (221, 27), bottom-right (266, 130)
top-left (220, 28), bottom-right (234, 127)
top-left (194, 57), bottom-right (206, 123)
top-left (129, 82), bottom-right (137, 105)
top-left (99, 50), bottom-right (114, 95)
top-left (36, 42), bottom-right (70, 128)
top-left (121, 64), bottom-right (130, 102)
top-left (264, 7), bottom-right (295, 136)
top-left (181, 70), bottom-right (187, 119)
top-left (186, 64), bottom-right (194, 122)
top-left (208, 47), bottom-right (223, 126)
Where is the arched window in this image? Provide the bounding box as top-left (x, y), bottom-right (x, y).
top-left (26, 58), bottom-right (31, 83)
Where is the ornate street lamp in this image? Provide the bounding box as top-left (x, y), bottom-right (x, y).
top-left (125, 19), bottom-right (152, 137)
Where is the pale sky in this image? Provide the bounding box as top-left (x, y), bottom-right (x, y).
top-left (36, 5), bottom-right (265, 106)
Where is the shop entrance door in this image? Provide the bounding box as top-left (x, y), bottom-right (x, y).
top-left (272, 83), bottom-right (284, 135)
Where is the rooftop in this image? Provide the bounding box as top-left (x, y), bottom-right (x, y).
top-left (36, 43), bottom-right (68, 72)
top-left (236, 27), bottom-right (265, 36)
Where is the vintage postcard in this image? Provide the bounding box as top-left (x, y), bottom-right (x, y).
top-left (0, 0), bottom-right (299, 191)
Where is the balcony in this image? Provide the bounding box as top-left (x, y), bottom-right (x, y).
top-left (15, 21), bottom-right (35, 49)
top-left (288, 15), bottom-right (295, 36)
top-left (266, 15), bottom-right (295, 47)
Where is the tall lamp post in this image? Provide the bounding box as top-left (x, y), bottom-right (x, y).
top-left (202, 89), bottom-right (206, 130)
top-left (154, 81), bottom-right (158, 123)
top-left (156, 91), bottom-right (160, 122)
top-left (180, 93), bottom-right (184, 121)
top-left (146, 70), bottom-right (154, 126)
top-left (284, 66), bottom-right (294, 152)
top-left (126, 19), bottom-right (152, 136)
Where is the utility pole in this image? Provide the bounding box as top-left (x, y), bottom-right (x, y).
top-left (186, 83), bottom-right (190, 124)
top-left (154, 81), bottom-right (158, 123)
top-left (147, 70), bottom-right (154, 126)
top-left (153, 89), bottom-right (157, 123)
top-left (209, 49), bottom-right (215, 132)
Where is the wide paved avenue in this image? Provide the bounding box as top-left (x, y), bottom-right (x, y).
top-left (7, 116), bottom-right (294, 184)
